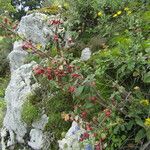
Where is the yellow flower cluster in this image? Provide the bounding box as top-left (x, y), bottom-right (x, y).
top-left (97, 11), bottom-right (103, 17)
top-left (144, 118), bottom-right (150, 127)
top-left (113, 11), bottom-right (122, 17)
top-left (113, 7), bottom-right (131, 18)
top-left (124, 7), bottom-right (132, 15)
top-left (140, 99), bottom-right (149, 106)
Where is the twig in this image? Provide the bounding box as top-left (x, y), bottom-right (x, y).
top-left (140, 140), bottom-right (150, 150)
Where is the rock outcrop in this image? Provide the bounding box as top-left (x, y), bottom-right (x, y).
top-left (1, 13), bottom-right (64, 150)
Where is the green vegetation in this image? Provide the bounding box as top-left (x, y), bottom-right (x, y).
top-left (0, 100), bottom-right (6, 127)
top-left (0, 0), bottom-right (150, 149)
top-left (21, 97), bottom-right (40, 125)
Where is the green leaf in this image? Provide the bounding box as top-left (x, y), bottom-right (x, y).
top-left (75, 86), bottom-right (84, 97)
top-left (146, 128), bottom-right (150, 140)
top-left (135, 128), bottom-right (145, 143)
top-left (126, 120), bottom-right (134, 130)
top-left (143, 72), bottom-right (150, 83)
top-left (135, 118), bottom-right (144, 127)
top-left (84, 103), bottom-right (94, 109)
top-left (51, 46), bottom-right (58, 57)
top-left (121, 135), bottom-right (126, 140)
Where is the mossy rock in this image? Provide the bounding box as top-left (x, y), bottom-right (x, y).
top-left (21, 100), bottom-right (40, 125)
top-left (0, 100), bottom-right (6, 128)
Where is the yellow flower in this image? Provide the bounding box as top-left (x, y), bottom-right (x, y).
top-left (113, 14), bottom-right (118, 17)
top-left (117, 11), bottom-right (122, 15)
top-left (127, 11), bottom-right (132, 15)
top-left (140, 99), bottom-right (149, 106)
top-left (124, 7), bottom-right (129, 11)
top-left (144, 118), bottom-right (150, 127)
top-left (97, 11), bottom-right (103, 17)
top-left (36, 44), bottom-right (42, 49)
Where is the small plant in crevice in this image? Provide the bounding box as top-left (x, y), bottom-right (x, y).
top-left (21, 98), bottom-right (41, 126)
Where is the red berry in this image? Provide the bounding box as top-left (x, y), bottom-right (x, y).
top-left (68, 86), bottom-right (76, 93)
top-left (105, 110), bottom-right (111, 117)
top-left (71, 73), bottom-right (81, 78)
top-left (83, 132), bottom-right (89, 139)
top-left (81, 111), bottom-right (87, 119)
top-left (79, 138), bottom-right (84, 142)
top-left (90, 96), bottom-right (97, 103)
top-left (95, 143), bottom-right (101, 150)
top-left (54, 35), bottom-right (59, 41)
top-left (33, 66), bottom-right (44, 75)
top-left (86, 124), bottom-right (93, 131)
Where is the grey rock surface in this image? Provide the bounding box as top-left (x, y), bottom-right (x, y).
top-left (1, 13), bottom-right (54, 150)
top-left (80, 47), bottom-right (92, 61)
top-left (58, 121), bottom-right (85, 150)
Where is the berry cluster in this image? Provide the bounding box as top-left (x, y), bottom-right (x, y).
top-left (33, 63), bottom-right (82, 91)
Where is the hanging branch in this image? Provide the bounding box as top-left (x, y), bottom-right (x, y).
top-left (0, 21), bottom-right (53, 60)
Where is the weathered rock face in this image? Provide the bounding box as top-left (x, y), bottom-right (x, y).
top-left (1, 13), bottom-right (60, 150)
top-left (58, 121), bottom-right (85, 150)
top-left (80, 48), bottom-right (91, 61)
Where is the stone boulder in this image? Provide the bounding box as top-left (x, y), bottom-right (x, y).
top-left (1, 13), bottom-right (60, 150)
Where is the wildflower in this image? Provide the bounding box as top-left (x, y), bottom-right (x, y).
top-left (61, 112), bottom-right (70, 121)
top-left (113, 14), bottom-right (118, 17)
top-left (117, 11), bottom-right (122, 15)
top-left (144, 118), bottom-right (150, 127)
top-left (134, 86), bottom-right (140, 90)
top-left (140, 99), bottom-right (149, 106)
top-left (127, 11), bottom-right (132, 15)
top-left (124, 7), bottom-right (129, 11)
top-left (68, 86), bottom-right (76, 93)
top-left (97, 11), bottom-right (103, 17)
top-left (36, 44), bottom-right (42, 49)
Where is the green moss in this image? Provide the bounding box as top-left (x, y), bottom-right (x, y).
top-left (0, 100), bottom-right (6, 128)
top-left (0, 77), bottom-right (9, 98)
top-left (21, 100), bottom-right (40, 125)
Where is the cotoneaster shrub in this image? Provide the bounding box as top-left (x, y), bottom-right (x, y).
top-left (0, 0), bottom-right (150, 149)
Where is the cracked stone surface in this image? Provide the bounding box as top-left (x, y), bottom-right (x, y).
top-left (1, 13), bottom-right (54, 150)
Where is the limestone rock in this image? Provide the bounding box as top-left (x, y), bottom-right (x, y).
top-left (80, 48), bottom-right (91, 61)
top-left (1, 13), bottom-right (55, 150)
top-left (58, 121), bottom-right (85, 150)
